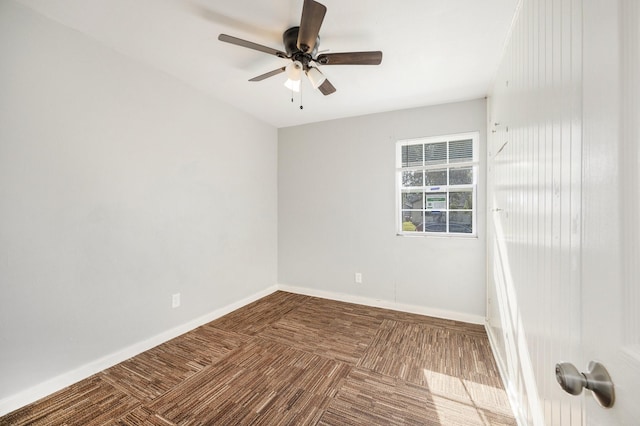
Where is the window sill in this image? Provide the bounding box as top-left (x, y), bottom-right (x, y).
top-left (396, 232), bottom-right (478, 239)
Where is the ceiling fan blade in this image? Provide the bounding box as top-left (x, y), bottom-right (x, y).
top-left (316, 51), bottom-right (383, 65)
top-left (317, 79), bottom-right (336, 96)
top-left (297, 0), bottom-right (327, 53)
top-left (218, 34), bottom-right (288, 58)
top-left (249, 67), bottom-right (286, 82)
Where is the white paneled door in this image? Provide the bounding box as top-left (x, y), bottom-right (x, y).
top-left (486, 0), bottom-right (639, 423)
top-left (581, 0), bottom-right (640, 423)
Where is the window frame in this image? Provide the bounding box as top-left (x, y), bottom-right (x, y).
top-left (396, 132), bottom-right (479, 237)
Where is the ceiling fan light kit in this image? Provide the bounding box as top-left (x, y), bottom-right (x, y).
top-left (306, 67), bottom-right (326, 89)
top-left (217, 0), bottom-right (382, 98)
top-left (285, 61), bottom-right (303, 81)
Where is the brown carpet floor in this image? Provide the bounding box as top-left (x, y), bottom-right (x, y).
top-left (0, 291), bottom-right (516, 425)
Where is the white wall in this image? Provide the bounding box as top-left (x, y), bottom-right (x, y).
top-left (0, 0), bottom-right (277, 407)
top-left (486, 0), bottom-right (583, 424)
top-left (278, 99), bottom-right (487, 321)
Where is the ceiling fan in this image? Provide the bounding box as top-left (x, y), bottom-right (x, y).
top-left (218, 0), bottom-right (383, 96)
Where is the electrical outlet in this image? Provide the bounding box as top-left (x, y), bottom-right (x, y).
top-left (172, 293), bottom-right (181, 308)
top-left (355, 272), bottom-right (362, 284)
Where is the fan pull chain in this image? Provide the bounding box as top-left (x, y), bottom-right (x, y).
top-left (288, 84), bottom-right (303, 110)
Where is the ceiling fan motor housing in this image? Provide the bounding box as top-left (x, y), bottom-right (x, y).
top-left (217, 0), bottom-right (381, 96)
top-left (283, 26), bottom-right (319, 68)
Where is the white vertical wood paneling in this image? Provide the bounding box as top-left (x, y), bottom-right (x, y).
top-left (486, 0), bottom-right (583, 424)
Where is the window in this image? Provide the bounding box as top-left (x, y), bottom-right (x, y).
top-left (396, 132), bottom-right (478, 236)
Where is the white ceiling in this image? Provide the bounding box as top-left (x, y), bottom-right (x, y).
top-left (17, 0), bottom-right (519, 128)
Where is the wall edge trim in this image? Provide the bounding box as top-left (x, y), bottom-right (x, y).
top-left (485, 321), bottom-right (528, 426)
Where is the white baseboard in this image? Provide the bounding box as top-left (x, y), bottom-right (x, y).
top-left (277, 283), bottom-right (485, 325)
top-left (1, 283), bottom-right (484, 417)
top-left (484, 322), bottom-right (527, 426)
top-left (0, 285), bottom-right (279, 417)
